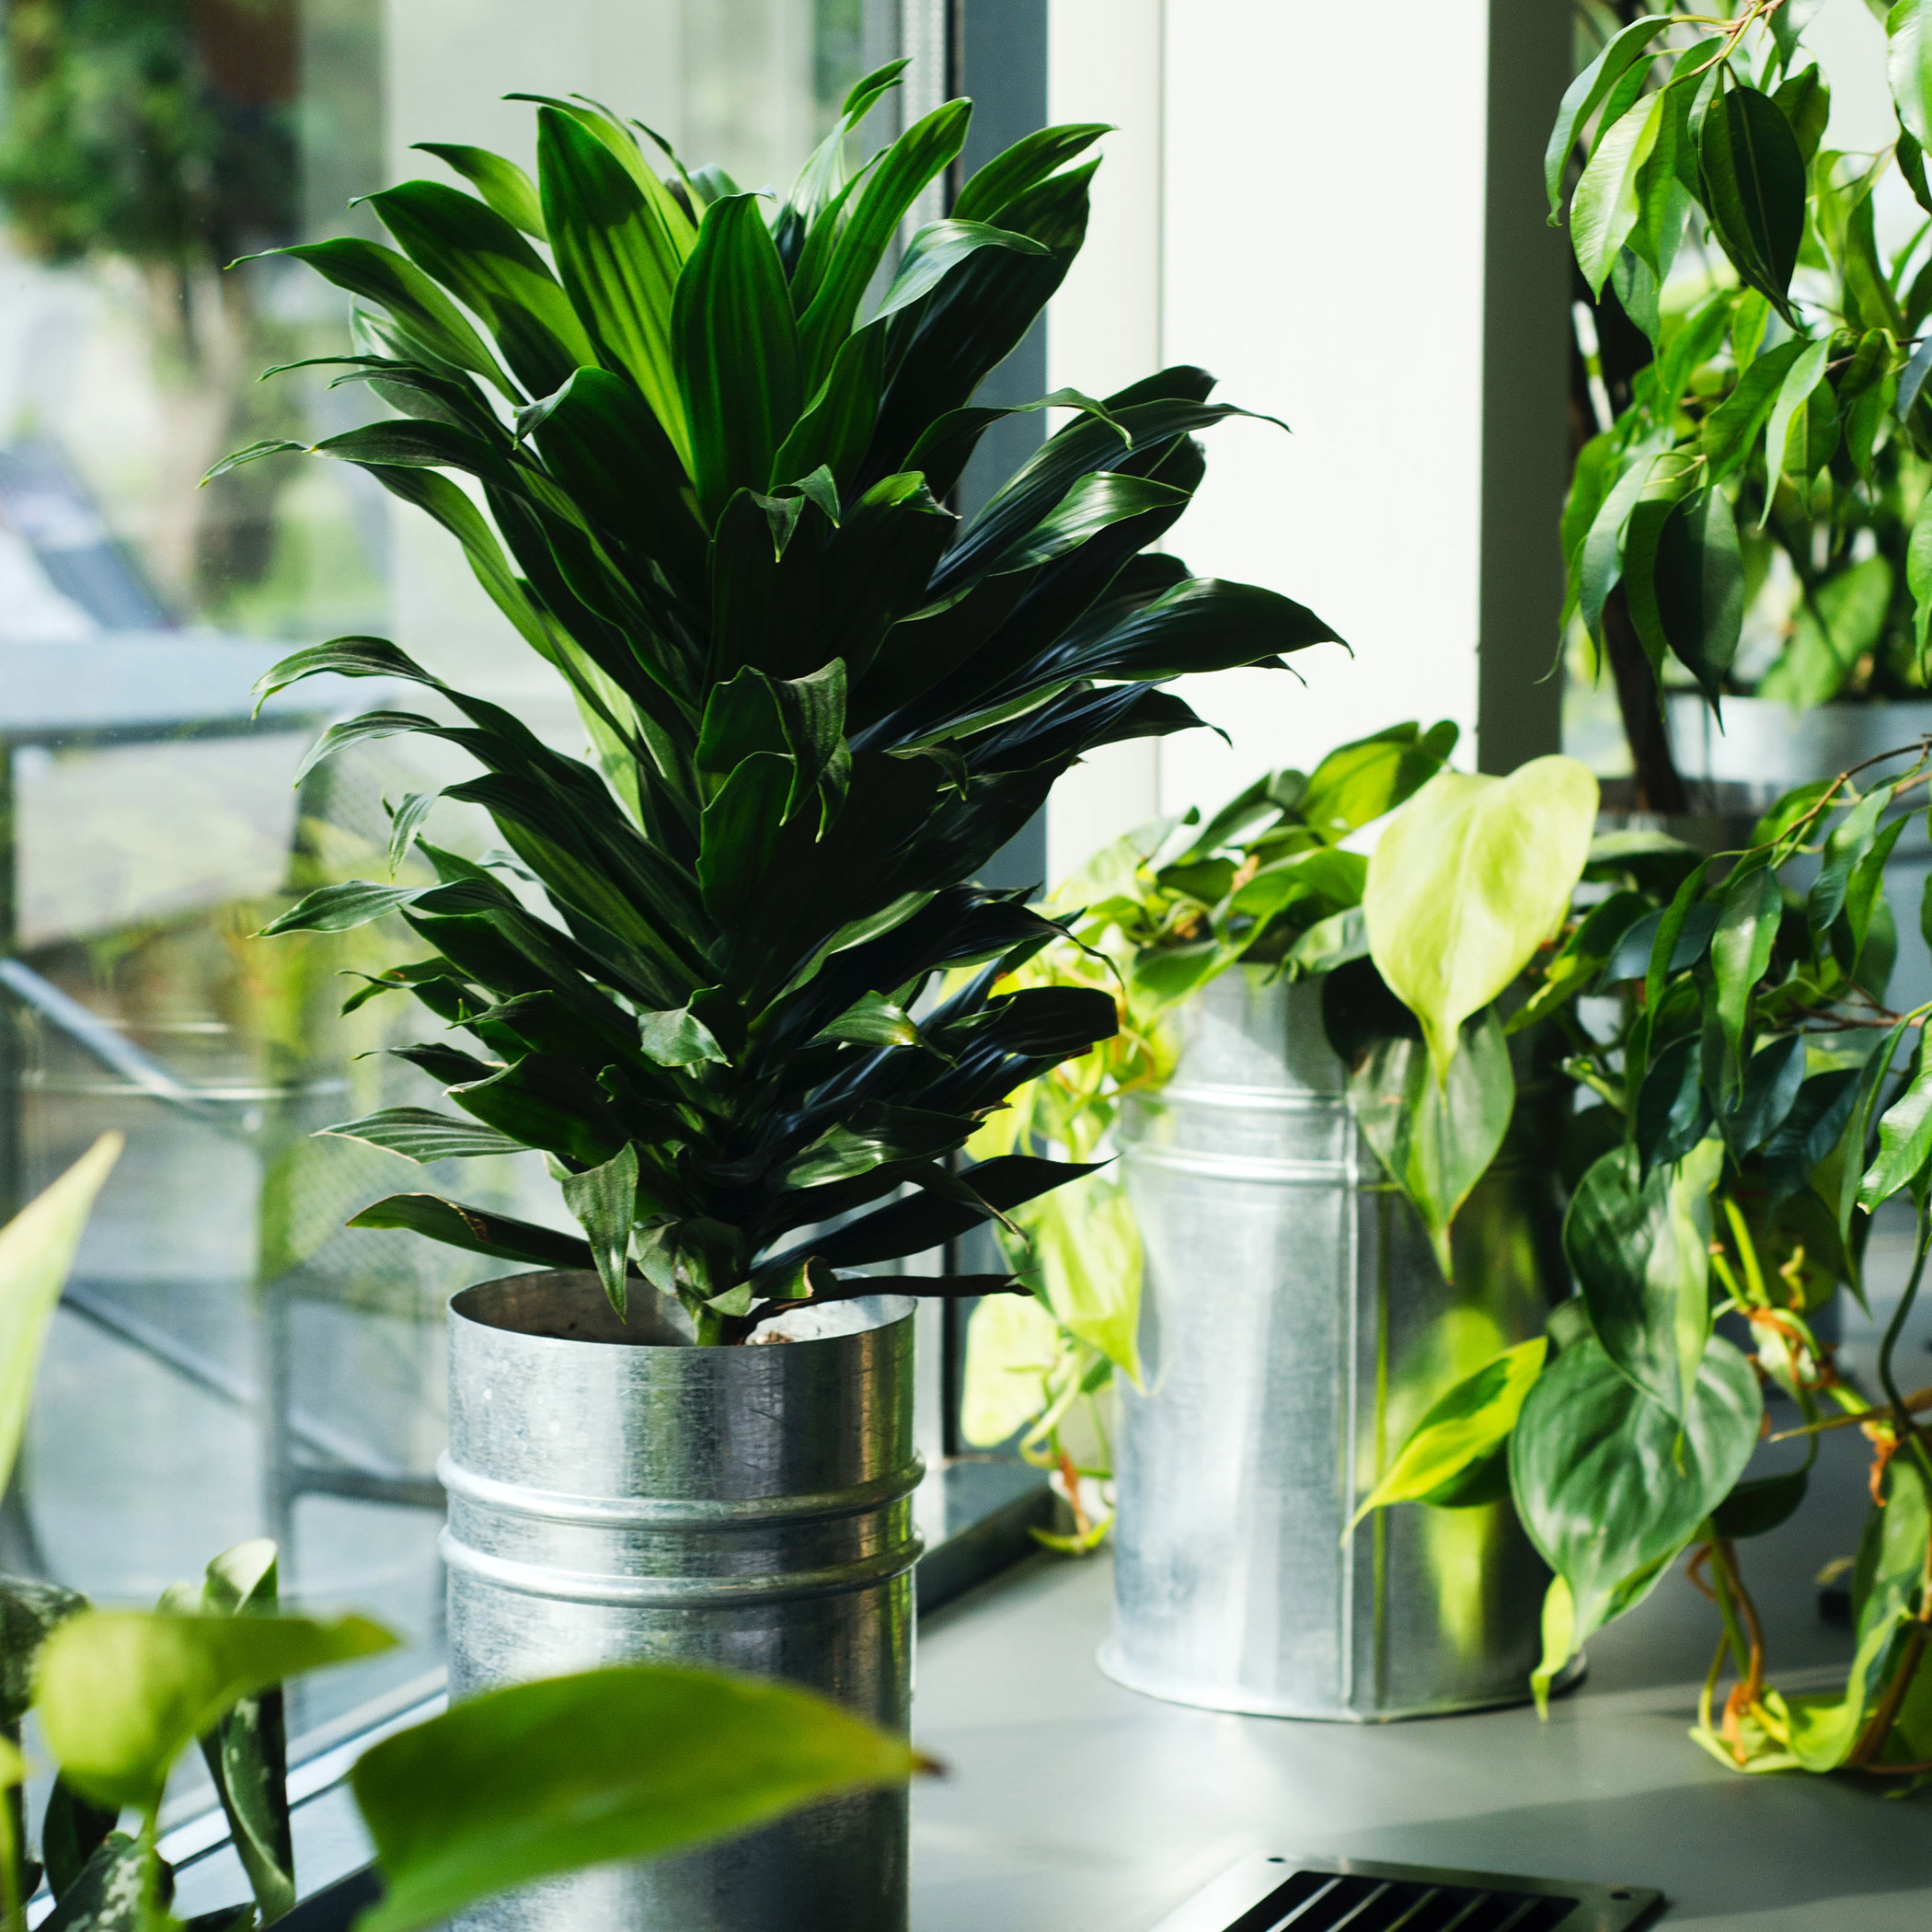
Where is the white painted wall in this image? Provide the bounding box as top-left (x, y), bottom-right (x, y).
top-left (1044, 0), bottom-right (1496, 881)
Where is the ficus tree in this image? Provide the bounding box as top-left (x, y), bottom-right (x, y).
top-left (1551, 0), bottom-right (1932, 794)
top-left (218, 66), bottom-right (1340, 1342)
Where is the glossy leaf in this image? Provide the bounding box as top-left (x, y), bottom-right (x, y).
top-left (348, 1193), bottom-right (598, 1271)
top-left (1546, 15), bottom-right (1674, 214)
top-left (37, 1609), bottom-right (394, 1810)
top-left (1622, 483), bottom-right (1742, 702)
top-left (1711, 862), bottom-right (1782, 1085)
top-left (675, 195), bottom-right (801, 523)
top-left (1365, 757), bottom-right (1599, 1079)
top-left (562, 1144), bottom-right (639, 1316)
top-left (1350, 1011), bottom-right (1515, 1278)
top-left (1890, 0), bottom-right (1932, 148)
top-left (538, 105), bottom-right (692, 461)
top-left (1573, 89), bottom-right (1666, 295)
top-left (0, 1135), bottom-right (120, 1495)
top-left (1698, 84), bottom-right (1807, 316)
top-left (351, 1665), bottom-right (920, 1932)
top-left (1563, 1139), bottom-right (1723, 1420)
top-left (413, 142), bottom-right (546, 237)
top-left (320, 1108), bottom-right (522, 1163)
top-left (1351, 1338), bottom-right (1547, 1528)
top-left (192, 1541), bottom-right (293, 1922)
top-left (1510, 1334), bottom-right (1762, 1656)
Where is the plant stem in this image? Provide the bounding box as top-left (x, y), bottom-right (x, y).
top-left (1879, 1206), bottom-right (1932, 1490)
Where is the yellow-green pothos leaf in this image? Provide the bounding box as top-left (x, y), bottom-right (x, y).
top-left (1365, 757), bottom-right (1599, 1081)
top-left (349, 1665), bottom-right (922, 1932)
top-left (37, 1610), bottom-right (396, 1811)
top-left (1351, 1336), bottom-right (1547, 1530)
top-left (960, 1291), bottom-right (1070, 1448)
top-left (0, 1133), bottom-right (120, 1496)
top-left (1017, 1173), bottom-right (1144, 1384)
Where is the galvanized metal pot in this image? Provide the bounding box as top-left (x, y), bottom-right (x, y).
top-left (442, 1272), bottom-right (921, 1931)
top-left (1102, 972), bottom-right (1560, 1720)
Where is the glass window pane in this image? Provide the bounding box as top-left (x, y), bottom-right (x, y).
top-left (0, 0), bottom-right (901, 1789)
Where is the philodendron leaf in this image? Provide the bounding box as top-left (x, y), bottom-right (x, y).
top-left (36, 1609), bottom-right (396, 1811)
top-left (561, 1143), bottom-right (639, 1316)
top-left (349, 1664), bottom-right (923, 1932)
top-left (1563, 1138), bottom-right (1723, 1420)
top-left (1509, 1333), bottom-right (1761, 1673)
top-left (1365, 757), bottom-right (1598, 1080)
top-left (0, 1133), bottom-right (120, 1496)
top-left (1351, 1337), bottom-right (1548, 1530)
top-left (1788, 1456), bottom-right (1929, 1769)
top-left (1349, 1010), bottom-right (1515, 1278)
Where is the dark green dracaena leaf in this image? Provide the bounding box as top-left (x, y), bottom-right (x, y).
top-left (537, 104), bottom-right (693, 458)
top-left (243, 99), bottom-right (1338, 1337)
top-left (675, 194), bottom-right (803, 523)
top-left (413, 142), bottom-right (547, 237)
top-left (362, 179), bottom-right (597, 397)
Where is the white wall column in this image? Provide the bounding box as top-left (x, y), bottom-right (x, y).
top-left (1043, 0), bottom-right (1570, 876)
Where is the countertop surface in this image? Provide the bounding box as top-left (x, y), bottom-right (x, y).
top-left (909, 1532), bottom-right (1928, 1932)
top-left (167, 1279), bottom-right (1932, 1931)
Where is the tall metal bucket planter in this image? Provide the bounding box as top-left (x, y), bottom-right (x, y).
top-left (1101, 972), bottom-right (1560, 1720)
top-left (442, 1272), bottom-right (921, 1931)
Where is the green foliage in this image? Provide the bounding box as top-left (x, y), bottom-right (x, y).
top-left (36, 1608), bottom-right (394, 1813)
top-left (1363, 757), bottom-right (1599, 1080)
top-left (350, 1666), bottom-right (921, 1932)
top-left (1550, 3), bottom-right (1932, 707)
top-left (0, 1136), bottom-right (119, 1497)
top-left (236, 74), bottom-right (1339, 1341)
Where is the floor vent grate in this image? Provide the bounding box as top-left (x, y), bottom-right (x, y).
top-left (1155, 1855), bottom-right (1664, 1932)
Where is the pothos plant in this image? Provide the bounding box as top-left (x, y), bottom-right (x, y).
top-left (960, 726), bottom-right (1601, 1538)
top-left (216, 65), bottom-right (1339, 1343)
top-left (0, 1144), bottom-right (916, 1932)
top-left (1553, 0), bottom-right (1932, 741)
top-left (1364, 741), bottom-right (1932, 1783)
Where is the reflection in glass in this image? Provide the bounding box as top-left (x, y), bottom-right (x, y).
top-left (0, 0), bottom-right (895, 1769)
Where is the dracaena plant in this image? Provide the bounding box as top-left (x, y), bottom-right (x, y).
top-left (0, 1150), bottom-right (914, 1932)
top-left (216, 66), bottom-right (1338, 1343)
top-left (956, 728), bottom-right (1601, 1542)
top-left (1553, 0), bottom-right (1932, 733)
top-left (1363, 744), bottom-right (1932, 1782)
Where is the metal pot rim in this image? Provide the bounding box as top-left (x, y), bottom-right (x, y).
top-left (449, 1268), bottom-right (916, 1353)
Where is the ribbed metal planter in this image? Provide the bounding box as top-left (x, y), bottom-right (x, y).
top-left (442, 1272), bottom-right (921, 1931)
top-left (1101, 972), bottom-right (1560, 1721)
